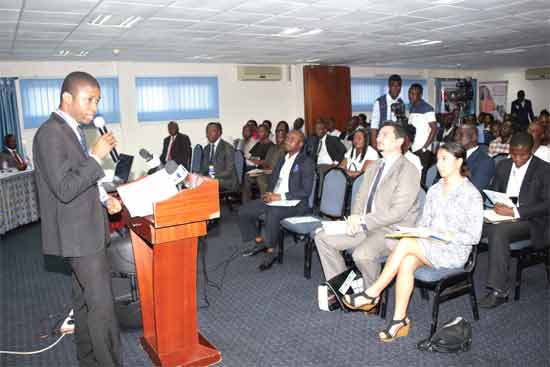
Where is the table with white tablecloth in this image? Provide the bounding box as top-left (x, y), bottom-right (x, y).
top-left (0, 169), bottom-right (40, 235)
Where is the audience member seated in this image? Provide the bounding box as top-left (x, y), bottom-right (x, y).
top-left (510, 90), bottom-right (535, 130)
top-left (436, 113), bottom-right (456, 143)
top-left (248, 124), bottom-right (274, 167)
top-left (539, 109), bottom-right (549, 125)
top-left (358, 113), bottom-right (369, 129)
top-left (235, 124), bottom-right (258, 160)
top-left (347, 142), bottom-right (483, 342)
top-left (242, 125), bottom-right (286, 203)
top-left (340, 116), bottom-right (359, 144)
top-left (0, 134), bottom-right (27, 171)
top-left (276, 120), bottom-right (290, 134)
top-left (326, 117), bottom-right (341, 137)
top-left (293, 117), bottom-right (306, 135)
top-left (370, 74), bottom-right (403, 149)
top-left (314, 122), bottom-right (421, 293)
top-left (239, 131), bottom-right (314, 271)
top-left (338, 129), bottom-right (378, 177)
top-left (408, 83), bottom-right (437, 178)
top-left (309, 119), bottom-right (346, 183)
top-left (402, 124), bottom-right (422, 175)
top-left (528, 121), bottom-right (550, 163)
top-left (479, 132), bottom-right (550, 309)
top-left (262, 120), bottom-right (275, 142)
top-left (488, 118), bottom-right (515, 157)
top-left (159, 121), bottom-right (191, 169)
top-left (201, 122), bottom-right (239, 192)
top-left (246, 119), bottom-right (259, 140)
top-left (454, 125), bottom-right (495, 192)
top-left (480, 112), bottom-right (495, 144)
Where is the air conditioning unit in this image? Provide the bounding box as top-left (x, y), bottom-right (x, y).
top-left (237, 66), bottom-right (282, 81)
top-left (525, 67), bottom-right (550, 80)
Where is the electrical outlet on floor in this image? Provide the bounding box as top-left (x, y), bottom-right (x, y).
top-left (60, 309), bottom-right (74, 335)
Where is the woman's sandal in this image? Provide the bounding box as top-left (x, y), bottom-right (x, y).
top-left (379, 317), bottom-right (411, 343)
top-left (342, 292), bottom-right (379, 312)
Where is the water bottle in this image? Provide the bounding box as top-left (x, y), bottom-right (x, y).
top-left (208, 164), bottom-right (215, 178)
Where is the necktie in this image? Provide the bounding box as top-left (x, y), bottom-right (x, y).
top-left (316, 138), bottom-right (323, 155)
top-left (166, 136), bottom-right (175, 161)
top-left (209, 143), bottom-right (215, 163)
top-left (77, 125), bottom-right (88, 155)
top-left (365, 162), bottom-right (385, 214)
top-left (11, 150), bottom-right (23, 165)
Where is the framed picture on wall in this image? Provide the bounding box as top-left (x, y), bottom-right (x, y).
top-left (479, 81), bottom-right (508, 121)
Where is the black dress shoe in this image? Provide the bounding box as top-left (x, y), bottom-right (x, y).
top-left (258, 254), bottom-right (277, 271)
top-left (242, 245), bottom-right (268, 257)
top-left (479, 290), bottom-right (508, 309)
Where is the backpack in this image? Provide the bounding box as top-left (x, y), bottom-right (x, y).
top-left (417, 317), bottom-right (472, 353)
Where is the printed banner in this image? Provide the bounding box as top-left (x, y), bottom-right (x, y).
top-left (479, 81), bottom-right (508, 120)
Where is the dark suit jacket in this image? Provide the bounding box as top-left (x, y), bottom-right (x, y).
top-left (437, 126), bottom-right (457, 143)
top-left (467, 147), bottom-right (495, 192)
top-left (490, 156), bottom-right (550, 248)
top-left (33, 113), bottom-right (109, 257)
top-left (201, 139), bottom-right (239, 192)
top-left (511, 99), bottom-right (534, 128)
top-left (305, 135), bottom-right (346, 163)
top-left (268, 152), bottom-right (314, 206)
top-left (160, 132), bottom-right (191, 169)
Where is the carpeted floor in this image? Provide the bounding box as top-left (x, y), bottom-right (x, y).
top-left (1, 207), bottom-right (549, 367)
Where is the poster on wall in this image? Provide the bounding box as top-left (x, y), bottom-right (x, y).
top-left (479, 81), bottom-right (508, 121)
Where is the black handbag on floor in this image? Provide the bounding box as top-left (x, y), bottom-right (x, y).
top-left (417, 317), bottom-right (472, 353)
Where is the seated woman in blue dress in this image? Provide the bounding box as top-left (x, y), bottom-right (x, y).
top-left (342, 142), bottom-right (483, 342)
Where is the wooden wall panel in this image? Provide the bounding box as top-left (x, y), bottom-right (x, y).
top-left (303, 65), bottom-right (351, 135)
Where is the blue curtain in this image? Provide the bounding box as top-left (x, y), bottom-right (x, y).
top-left (351, 78), bottom-right (428, 112)
top-left (0, 78), bottom-right (22, 155)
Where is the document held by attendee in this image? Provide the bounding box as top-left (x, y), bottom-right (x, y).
top-left (117, 169), bottom-right (178, 217)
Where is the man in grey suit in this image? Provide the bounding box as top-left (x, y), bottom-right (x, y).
top-left (315, 122), bottom-right (421, 289)
top-left (200, 122), bottom-right (239, 192)
top-left (33, 71), bottom-right (122, 366)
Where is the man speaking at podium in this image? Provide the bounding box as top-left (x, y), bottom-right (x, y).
top-left (33, 71), bottom-right (123, 366)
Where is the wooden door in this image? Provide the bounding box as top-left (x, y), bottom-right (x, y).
top-left (303, 65), bottom-right (351, 135)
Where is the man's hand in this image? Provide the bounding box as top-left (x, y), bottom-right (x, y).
top-left (262, 192), bottom-right (282, 203)
top-left (16, 162), bottom-right (27, 171)
top-left (106, 196), bottom-right (122, 215)
top-left (346, 214), bottom-right (363, 236)
top-left (91, 132), bottom-right (117, 160)
top-left (494, 203), bottom-right (514, 217)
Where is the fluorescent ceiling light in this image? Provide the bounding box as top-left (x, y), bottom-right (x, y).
top-left (89, 14), bottom-right (112, 26)
top-left (301, 28), bottom-right (323, 36)
top-left (420, 40), bottom-right (442, 45)
top-left (120, 16), bottom-right (142, 28)
top-left (485, 48), bottom-right (526, 55)
top-left (280, 27), bottom-right (302, 35)
top-left (76, 50), bottom-right (89, 57)
top-left (399, 39), bottom-right (429, 46)
top-left (306, 58), bottom-right (320, 62)
top-left (56, 49), bottom-right (70, 56)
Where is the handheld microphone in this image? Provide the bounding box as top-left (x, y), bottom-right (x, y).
top-left (93, 116), bottom-right (119, 162)
top-left (165, 160), bottom-right (188, 186)
top-left (139, 148), bottom-right (163, 174)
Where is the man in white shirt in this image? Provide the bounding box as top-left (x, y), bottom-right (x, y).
top-left (370, 74), bottom-right (403, 150)
top-left (238, 130), bottom-right (315, 271)
top-left (527, 121), bottom-right (550, 163)
top-left (1, 134), bottom-right (27, 170)
top-left (480, 132), bottom-right (550, 309)
top-left (315, 122), bottom-right (421, 291)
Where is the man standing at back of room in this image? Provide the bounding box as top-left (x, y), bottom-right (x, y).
top-left (159, 121), bottom-right (191, 170)
top-left (370, 74), bottom-right (404, 150)
top-left (510, 90), bottom-right (535, 130)
top-left (33, 71), bottom-right (123, 366)
top-left (408, 83), bottom-right (437, 182)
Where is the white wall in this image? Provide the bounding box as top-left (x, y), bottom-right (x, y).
top-left (1, 61), bottom-right (548, 175)
top-left (0, 61), bottom-right (304, 175)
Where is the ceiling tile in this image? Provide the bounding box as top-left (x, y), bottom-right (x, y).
top-left (24, 0), bottom-right (98, 13)
top-left (0, 9), bottom-right (20, 22)
top-left (187, 21), bottom-right (245, 32)
top-left (18, 22), bottom-right (76, 32)
top-left (170, 0), bottom-right (246, 11)
top-left (234, 0), bottom-right (307, 15)
top-left (20, 10), bottom-right (84, 24)
top-left (152, 6), bottom-right (220, 21)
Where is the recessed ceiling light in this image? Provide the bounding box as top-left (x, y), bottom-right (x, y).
top-left (76, 50), bottom-right (89, 57)
top-left (56, 49), bottom-right (70, 56)
top-left (120, 16), bottom-right (142, 28)
top-left (280, 27), bottom-right (302, 35)
top-left (301, 28), bottom-right (323, 36)
top-left (89, 14), bottom-right (112, 26)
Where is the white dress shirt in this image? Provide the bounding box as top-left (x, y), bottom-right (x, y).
top-left (55, 109), bottom-right (108, 204)
top-left (506, 156), bottom-right (532, 218)
top-left (328, 129), bottom-right (341, 137)
top-left (371, 94), bottom-right (400, 130)
top-left (345, 146), bottom-right (379, 171)
top-left (317, 135), bottom-right (335, 165)
top-left (274, 152), bottom-right (299, 200)
top-left (404, 151), bottom-right (422, 174)
top-left (466, 146), bottom-right (479, 159)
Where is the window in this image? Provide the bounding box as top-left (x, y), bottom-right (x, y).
top-left (351, 78), bottom-right (428, 112)
top-left (135, 77), bottom-right (219, 122)
top-left (19, 78), bottom-right (120, 129)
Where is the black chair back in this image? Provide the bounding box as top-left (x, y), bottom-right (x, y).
top-left (191, 144), bottom-right (203, 173)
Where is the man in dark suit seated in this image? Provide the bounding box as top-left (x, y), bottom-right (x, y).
top-left (0, 134), bottom-right (27, 170)
top-left (238, 130), bottom-right (314, 271)
top-left (454, 125), bottom-right (495, 192)
top-left (479, 132), bottom-right (550, 308)
top-left (510, 90), bottom-right (535, 130)
top-left (200, 122), bottom-right (239, 193)
top-left (160, 121), bottom-right (191, 169)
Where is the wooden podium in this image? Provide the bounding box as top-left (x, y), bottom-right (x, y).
top-left (122, 178), bottom-right (222, 366)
